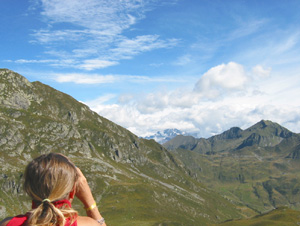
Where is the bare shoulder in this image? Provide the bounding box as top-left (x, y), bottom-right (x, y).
top-left (77, 216), bottom-right (99, 226)
top-left (0, 217), bottom-right (13, 226)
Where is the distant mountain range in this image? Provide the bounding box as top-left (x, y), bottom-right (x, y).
top-left (1, 68), bottom-right (300, 225)
top-left (163, 120), bottom-right (300, 214)
top-left (144, 128), bottom-right (197, 144)
top-left (164, 120), bottom-right (297, 154)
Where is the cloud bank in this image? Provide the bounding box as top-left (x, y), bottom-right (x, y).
top-left (85, 62), bottom-right (300, 138)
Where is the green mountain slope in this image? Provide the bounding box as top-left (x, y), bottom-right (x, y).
top-left (217, 206), bottom-right (300, 226)
top-left (164, 120), bottom-right (296, 154)
top-left (0, 69), bottom-right (243, 225)
top-left (164, 120), bottom-right (300, 214)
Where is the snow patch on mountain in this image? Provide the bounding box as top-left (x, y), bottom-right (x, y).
top-left (144, 129), bottom-right (192, 144)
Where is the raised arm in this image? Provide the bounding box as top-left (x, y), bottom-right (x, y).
top-left (75, 167), bottom-right (107, 226)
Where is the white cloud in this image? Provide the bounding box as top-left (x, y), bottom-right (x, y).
top-left (174, 54), bottom-right (192, 66)
top-left (11, 58), bottom-right (79, 68)
top-left (78, 59), bottom-right (119, 71)
top-left (194, 62), bottom-right (248, 98)
top-left (83, 94), bottom-right (117, 106)
top-left (48, 72), bottom-right (184, 85)
top-left (252, 65), bottom-right (271, 78)
top-left (273, 31), bottom-right (300, 55)
top-left (31, 29), bottom-right (88, 44)
top-left (14, 59), bottom-right (59, 64)
top-left (85, 62), bottom-right (300, 138)
top-left (234, 30), bottom-right (300, 67)
top-left (11, 55), bottom-right (119, 71)
top-left (110, 35), bottom-right (179, 60)
top-left (228, 19), bottom-right (267, 41)
top-left (29, 0), bottom-right (178, 70)
top-left (39, 0), bottom-right (144, 32)
top-left (53, 73), bottom-right (116, 84)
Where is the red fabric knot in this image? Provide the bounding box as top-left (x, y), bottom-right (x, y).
top-left (7, 199), bottom-right (77, 226)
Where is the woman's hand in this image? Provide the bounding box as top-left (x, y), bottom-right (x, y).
top-left (75, 167), bottom-right (95, 207)
top-left (75, 167), bottom-right (107, 226)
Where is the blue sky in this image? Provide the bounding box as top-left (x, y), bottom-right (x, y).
top-left (1, 0), bottom-right (300, 138)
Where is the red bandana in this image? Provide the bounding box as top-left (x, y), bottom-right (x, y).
top-left (7, 200), bottom-right (77, 226)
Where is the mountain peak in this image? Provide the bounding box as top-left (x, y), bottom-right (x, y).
top-left (0, 69), bottom-right (32, 88)
top-left (247, 119), bottom-right (293, 139)
top-left (209, 126), bottom-right (243, 141)
top-left (144, 128), bottom-right (199, 144)
top-left (251, 119), bottom-right (285, 129)
top-left (144, 128), bottom-right (186, 144)
top-left (0, 69), bottom-right (35, 110)
top-left (254, 119), bottom-right (273, 128)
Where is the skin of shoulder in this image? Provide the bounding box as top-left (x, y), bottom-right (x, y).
top-left (77, 216), bottom-right (100, 226)
top-left (0, 217), bottom-right (12, 226)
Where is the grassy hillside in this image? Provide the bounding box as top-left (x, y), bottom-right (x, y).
top-left (0, 69), bottom-right (243, 225)
top-left (217, 207), bottom-right (300, 226)
top-left (165, 120), bottom-right (300, 214)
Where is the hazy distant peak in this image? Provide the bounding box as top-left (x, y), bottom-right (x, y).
top-left (144, 128), bottom-right (189, 144)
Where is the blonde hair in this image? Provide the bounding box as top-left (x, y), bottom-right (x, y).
top-left (24, 153), bottom-right (78, 226)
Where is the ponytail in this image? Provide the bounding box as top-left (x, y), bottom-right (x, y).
top-left (28, 200), bottom-right (66, 226)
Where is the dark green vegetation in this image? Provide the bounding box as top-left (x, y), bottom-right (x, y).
top-left (164, 119), bottom-right (300, 218)
top-left (0, 69), bottom-right (242, 225)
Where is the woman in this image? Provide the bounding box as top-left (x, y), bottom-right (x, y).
top-left (0, 153), bottom-right (107, 226)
